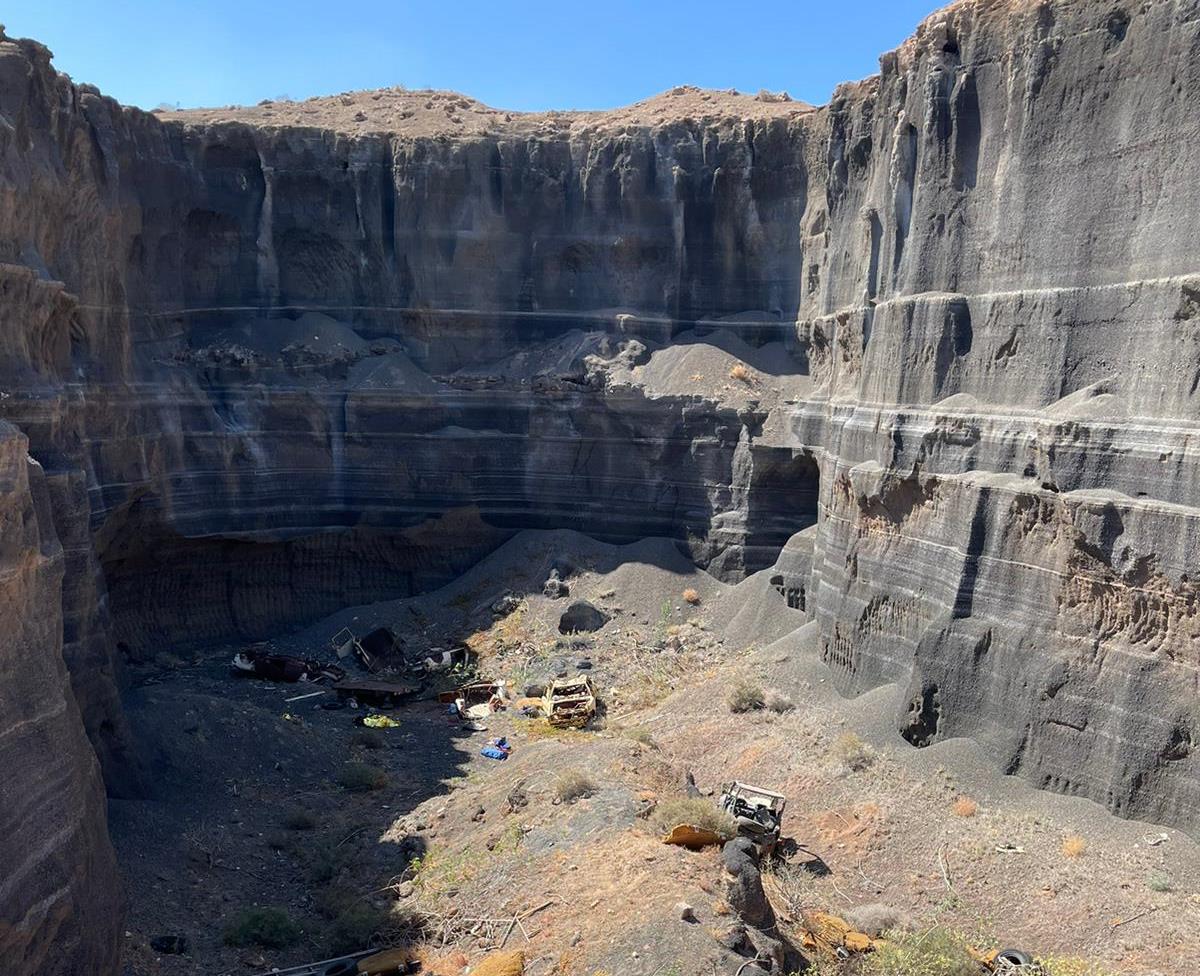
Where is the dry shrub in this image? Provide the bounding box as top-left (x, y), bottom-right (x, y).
top-left (337, 762), bottom-right (389, 792)
top-left (1062, 834), bottom-right (1087, 858)
top-left (765, 690), bottom-right (794, 714)
top-left (729, 363), bottom-right (753, 384)
top-left (832, 731), bottom-right (874, 771)
top-left (728, 679), bottom-right (766, 713)
top-left (844, 903), bottom-right (915, 938)
top-left (682, 587), bottom-right (701, 604)
top-left (652, 797), bottom-right (737, 841)
top-left (283, 807), bottom-right (317, 830)
top-left (554, 769), bottom-right (597, 804)
top-left (951, 796), bottom-right (978, 818)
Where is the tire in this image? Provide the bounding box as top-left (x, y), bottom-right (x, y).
top-left (995, 948), bottom-right (1034, 967)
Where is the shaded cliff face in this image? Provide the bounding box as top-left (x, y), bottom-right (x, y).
top-left (2, 1), bottom-right (1200, 972)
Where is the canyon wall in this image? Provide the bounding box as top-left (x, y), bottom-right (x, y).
top-left (1, 0), bottom-right (1199, 971)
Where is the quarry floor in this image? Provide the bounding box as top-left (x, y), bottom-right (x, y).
top-left (110, 531), bottom-right (1200, 976)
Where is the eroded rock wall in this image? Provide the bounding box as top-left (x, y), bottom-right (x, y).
top-left (0, 425), bottom-right (120, 976)
top-left (788, 0), bottom-right (1200, 832)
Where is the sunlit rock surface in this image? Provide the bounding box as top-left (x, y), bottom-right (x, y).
top-left (2, 1), bottom-right (1200, 971)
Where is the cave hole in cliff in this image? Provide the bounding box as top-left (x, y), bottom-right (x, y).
top-left (744, 448), bottom-right (820, 574)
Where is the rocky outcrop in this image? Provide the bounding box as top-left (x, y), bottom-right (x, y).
top-left (2, 1), bottom-right (1200, 971)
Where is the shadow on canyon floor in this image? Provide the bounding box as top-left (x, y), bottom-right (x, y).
top-left (108, 651), bottom-right (474, 974)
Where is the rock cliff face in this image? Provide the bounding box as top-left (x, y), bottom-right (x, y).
top-left (2, 0), bottom-right (1200, 971)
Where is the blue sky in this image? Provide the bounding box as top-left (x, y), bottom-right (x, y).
top-left (4, 1), bottom-right (943, 112)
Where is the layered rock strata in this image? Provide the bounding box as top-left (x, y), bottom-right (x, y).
top-left (2, 1), bottom-right (1200, 971)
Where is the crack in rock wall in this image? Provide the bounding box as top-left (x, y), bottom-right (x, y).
top-left (2, 1), bottom-right (1200, 972)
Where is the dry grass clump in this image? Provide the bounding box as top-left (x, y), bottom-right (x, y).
top-left (844, 903), bottom-right (915, 937)
top-left (728, 679), bottom-right (766, 713)
top-left (652, 797), bottom-right (737, 841)
top-left (951, 796), bottom-right (978, 818)
top-left (622, 726), bottom-right (658, 749)
top-left (682, 587), bottom-right (701, 604)
top-left (729, 363), bottom-right (753, 384)
top-left (1062, 834), bottom-right (1087, 859)
top-left (1147, 871), bottom-right (1173, 892)
top-left (554, 769), bottom-right (597, 804)
top-left (832, 731), bottom-right (874, 771)
top-left (765, 690), bottom-right (795, 714)
top-left (336, 761), bottom-right (389, 792)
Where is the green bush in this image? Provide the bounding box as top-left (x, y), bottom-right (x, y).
top-left (728, 680), bottom-right (766, 713)
top-left (652, 797), bottom-right (737, 841)
top-left (223, 907), bottom-right (301, 949)
top-left (327, 903), bottom-right (392, 954)
top-left (863, 927), bottom-right (979, 976)
top-left (337, 762), bottom-right (389, 792)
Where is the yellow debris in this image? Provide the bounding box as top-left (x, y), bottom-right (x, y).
top-left (470, 949), bottom-right (524, 976)
top-left (662, 824), bottom-right (724, 849)
top-left (362, 714), bottom-right (400, 729)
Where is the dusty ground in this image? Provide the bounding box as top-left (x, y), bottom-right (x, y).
top-left (113, 531), bottom-right (1200, 976)
top-left (155, 84), bottom-right (813, 138)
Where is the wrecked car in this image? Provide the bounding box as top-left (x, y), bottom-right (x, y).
top-left (438, 679), bottom-right (508, 719)
top-left (231, 648), bottom-right (344, 684)
top-left (330, 627), bottom-right (381, 672)
top-left (543, 675), bottom-right (597, 728)
top-left (719, 781), bottom-right (786, 855)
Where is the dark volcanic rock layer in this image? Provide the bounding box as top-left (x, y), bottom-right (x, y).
top-left (2, 0), bottom-right (1200, 972)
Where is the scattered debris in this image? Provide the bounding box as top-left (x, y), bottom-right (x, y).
top-left (491, 592), bottom-right (523, 616)
top-left (481, 737), bottom-right (512, 761)
top-left (720, 782), bottom-right (787, 856)
top-left (468, 948), bottom-right (524, 976)
top-left (232, 649), bottom-right (344, 684)
top-left (330, 627), bottom-right (380, 672)
top-left (543, 675), bottom-right (597, 728)
top-left (799, 911), bottom-right (1035, 972)
top-left (360, 626), bottom-right (403, 661)
top-left (440, 679), bottom-right (509, 719)
top-left (542, 568), bottom-right (570, 599)
top-left (421, 645), bottom-right (471, 672)
top-left (248, 949), bottom-right (380, 976)
top-left (357, 714), bottom-right (401, 729)
top-left (799, 910), bottom-right (876, 958)
top-left (663, 824), bottom-right (725, 849)
top-left (285, 689), bottom-right (328, 703)
top-left (333, 679), bottom-right (417, 707)
top-left (356, 946), bottom-right (421, 974)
